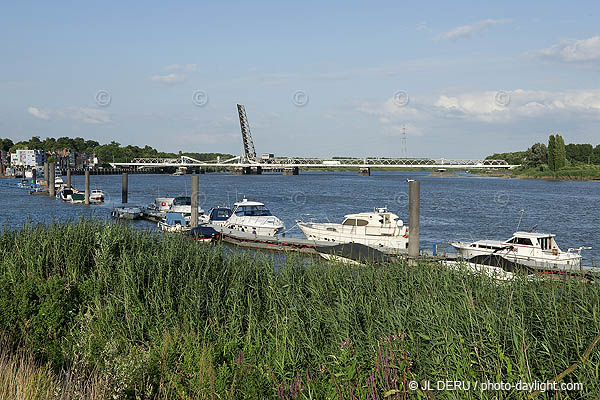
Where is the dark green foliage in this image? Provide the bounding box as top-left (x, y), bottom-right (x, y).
top-left (485, 151), bottom-right (527, 165)
top-left (1, 221), bottom-right (599, 398)
top-left (4, 136), bottom-right (234, 164)
top-left (566, 143), bottom-right (594, 164)
top-left (524, 142), bottom-right (547, 167)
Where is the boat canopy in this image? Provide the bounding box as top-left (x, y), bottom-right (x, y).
top-left (165, 213), bottom-right (187, 225)
top-left (234, 204), bottom-right (272, 217)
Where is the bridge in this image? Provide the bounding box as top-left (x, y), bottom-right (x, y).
top-left (111, 104), bottom-right (519, 173)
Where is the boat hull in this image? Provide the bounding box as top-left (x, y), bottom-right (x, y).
top-left (298, 222), bottom-right (408, 250)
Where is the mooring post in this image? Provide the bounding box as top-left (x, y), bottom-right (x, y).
top-left (44, 162), bottom-right (49, 185)
top-left (408, 180), bottom-right (420, 259)
top-left (122, 172), bottom-right (128, 204)
top-left (191, 174), bottom-right (199, 228)
top-left (66, 169), bottom-right (71, 189)
top-left (31, 168), bottom-right (37, 184)
top-left (48, 162), bottom-right (56, 197)
top-left (84, 170), bottom-right (90, 205)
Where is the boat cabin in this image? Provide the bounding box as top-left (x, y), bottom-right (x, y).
top-left (504, 232), bottom-right (559, 251)
top-left (232, 199), bottom-right (272, 217)
top-left (341, 209), bottom-right (403, 228)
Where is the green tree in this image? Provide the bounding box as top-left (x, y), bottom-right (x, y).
top-left (555, 134), bottom-right (566, 169)
top-left (525, 143), bottom-right (547, 167)
top-left (548, 135), bottom-right (556, 171)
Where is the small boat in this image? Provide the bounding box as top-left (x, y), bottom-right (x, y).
top-left (297, 207), bottom-right (409, 250)
top-left (450, 231), bottom-right (590, 272)
top-left (112, 206), bottom-right (143, 220)
top-left (199, 206), bottom-right (233, 226)
top-left (57, 187), bottom-right (78, 201)
top-left (185, 225), bottom-right (221, 242)
top-left (225, 198), bottom-right (285, 237)
top-left (172, 167), bottom-right (186, 176)
top-left (158, 212), bottom-right (190, 232)
top-left (90, 189), bottom-right (105, 203)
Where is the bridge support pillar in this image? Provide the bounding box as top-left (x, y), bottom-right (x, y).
top-left (282, 167), bottom-right (299, 176)
top-left (233, 166), bottom-right (262, 175)
top-left (358, 167), bottom-right (371, 176)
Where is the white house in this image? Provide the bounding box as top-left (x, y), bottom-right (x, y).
top-left (10, 149), bottom-right (45, 167)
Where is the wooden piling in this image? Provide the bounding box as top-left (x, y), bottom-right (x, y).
top-left (84, 170), bottom-right (90, 205)
top-left (48, 163), bottom-right (55, 197)
top-left (122, 173), bottom-right (128, 204)
top-left (44, 162), bottom-right (49, 185)
top-left (66, 169), bottom-right (71, 188)
top-left (408, 180), bottom-right (420, 258)
top-left (191, 175), bottom-right (199, 228)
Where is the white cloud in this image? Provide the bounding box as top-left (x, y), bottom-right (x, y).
top-left (438, 19), bottom-right (510, 41)
top-left (150, 73), bottom-right (188, 84)
top-left (27, 106), bottom-right (111, 125)
top-left (536, 36), bottom-right (600, 62)
top-left (27, 106), bottom-right (50, 120)
top-left (434, 89), bottom-right (600, 122)
top-left (70, 107), bottom-right (112, 125)
top-left (164, 64), bottom-right (197, 72)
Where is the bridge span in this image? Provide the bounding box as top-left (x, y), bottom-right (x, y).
top-left (110, 104), bottom-right (519, 173)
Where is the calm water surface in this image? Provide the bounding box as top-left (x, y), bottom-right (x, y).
top-left (1, 171), bottom-right (598, 265)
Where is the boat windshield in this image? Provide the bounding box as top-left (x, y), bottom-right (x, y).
top-left (173, 196), bottom-right (191, 206)
top-left (210, 208), bottom-right (232, 221)
top-left (235, 205), bottom-right (272, 217)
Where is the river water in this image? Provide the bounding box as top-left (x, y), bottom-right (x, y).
top-left (1, 171), bottom-right (598, 265)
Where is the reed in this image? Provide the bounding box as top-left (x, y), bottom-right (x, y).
top-left (0, 220), bottom-right (599, 399)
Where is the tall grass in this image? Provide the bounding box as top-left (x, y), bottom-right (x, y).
top-left (0, 220), bottom-right (599, 399)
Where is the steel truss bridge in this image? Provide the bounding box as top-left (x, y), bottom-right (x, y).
top-left (111, 156), bottom-right (514, 169)
top-left (110, 104), bottom-right (519, 170)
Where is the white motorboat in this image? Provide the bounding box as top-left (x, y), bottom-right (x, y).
top-left (57, 187), bottom-right (78, 201)
top-left (450, 231), bottom-right (590, 272)
top-left (90, 189), bottom-right (105, 203)
top-left (111, 206), bottom-right (143, 220)
top-left (158, 212), bottom-right (190, 232)
top-left (169, 196), bottom-right (205, 225)
top-left (297, 208), bottom-right (409, 250)
top-left (225, 198), bottom-right (284, 236)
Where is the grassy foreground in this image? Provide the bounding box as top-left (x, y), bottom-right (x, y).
top-left (0, 221), bottom-right (599, 399)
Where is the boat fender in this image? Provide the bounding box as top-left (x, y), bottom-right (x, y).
top-left (403, 228), bottom-right (409, 238)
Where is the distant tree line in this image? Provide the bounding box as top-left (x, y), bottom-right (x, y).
top-left (0, 136), bottom-right (234, 165)
top-left (487, 134), bottom-right (600, 171)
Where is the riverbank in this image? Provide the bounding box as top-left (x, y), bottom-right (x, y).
top-left (476, 166), bottom-right (600, 181)
top-left (1, 221), bottom-right (599, 398)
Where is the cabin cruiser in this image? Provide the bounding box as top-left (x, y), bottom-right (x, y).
top-left (90, 189), bottom-right (105, 203)
top-left (225, 198), bottom-right (285, 236)
top-left (57, 187), bottom-right (78, 201)
top-left (199, 206), bottom-right (233, 226)
top-left (169, 196), bottom-right (205, 224)
top-left (450, 232), bottom-right (590, 272)
top-left (158, 212), bottom-right (190, 232)
top-left (297, 208), bottom-right (409, 250)
top-left (112, 206), bottom-right (143, 220)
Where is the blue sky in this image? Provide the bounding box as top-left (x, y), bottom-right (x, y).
top-left (1, 1), bottom-right (599, 158)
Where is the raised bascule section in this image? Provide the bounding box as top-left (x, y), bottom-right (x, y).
top-left (110, 104), bottom-right (519, 173)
